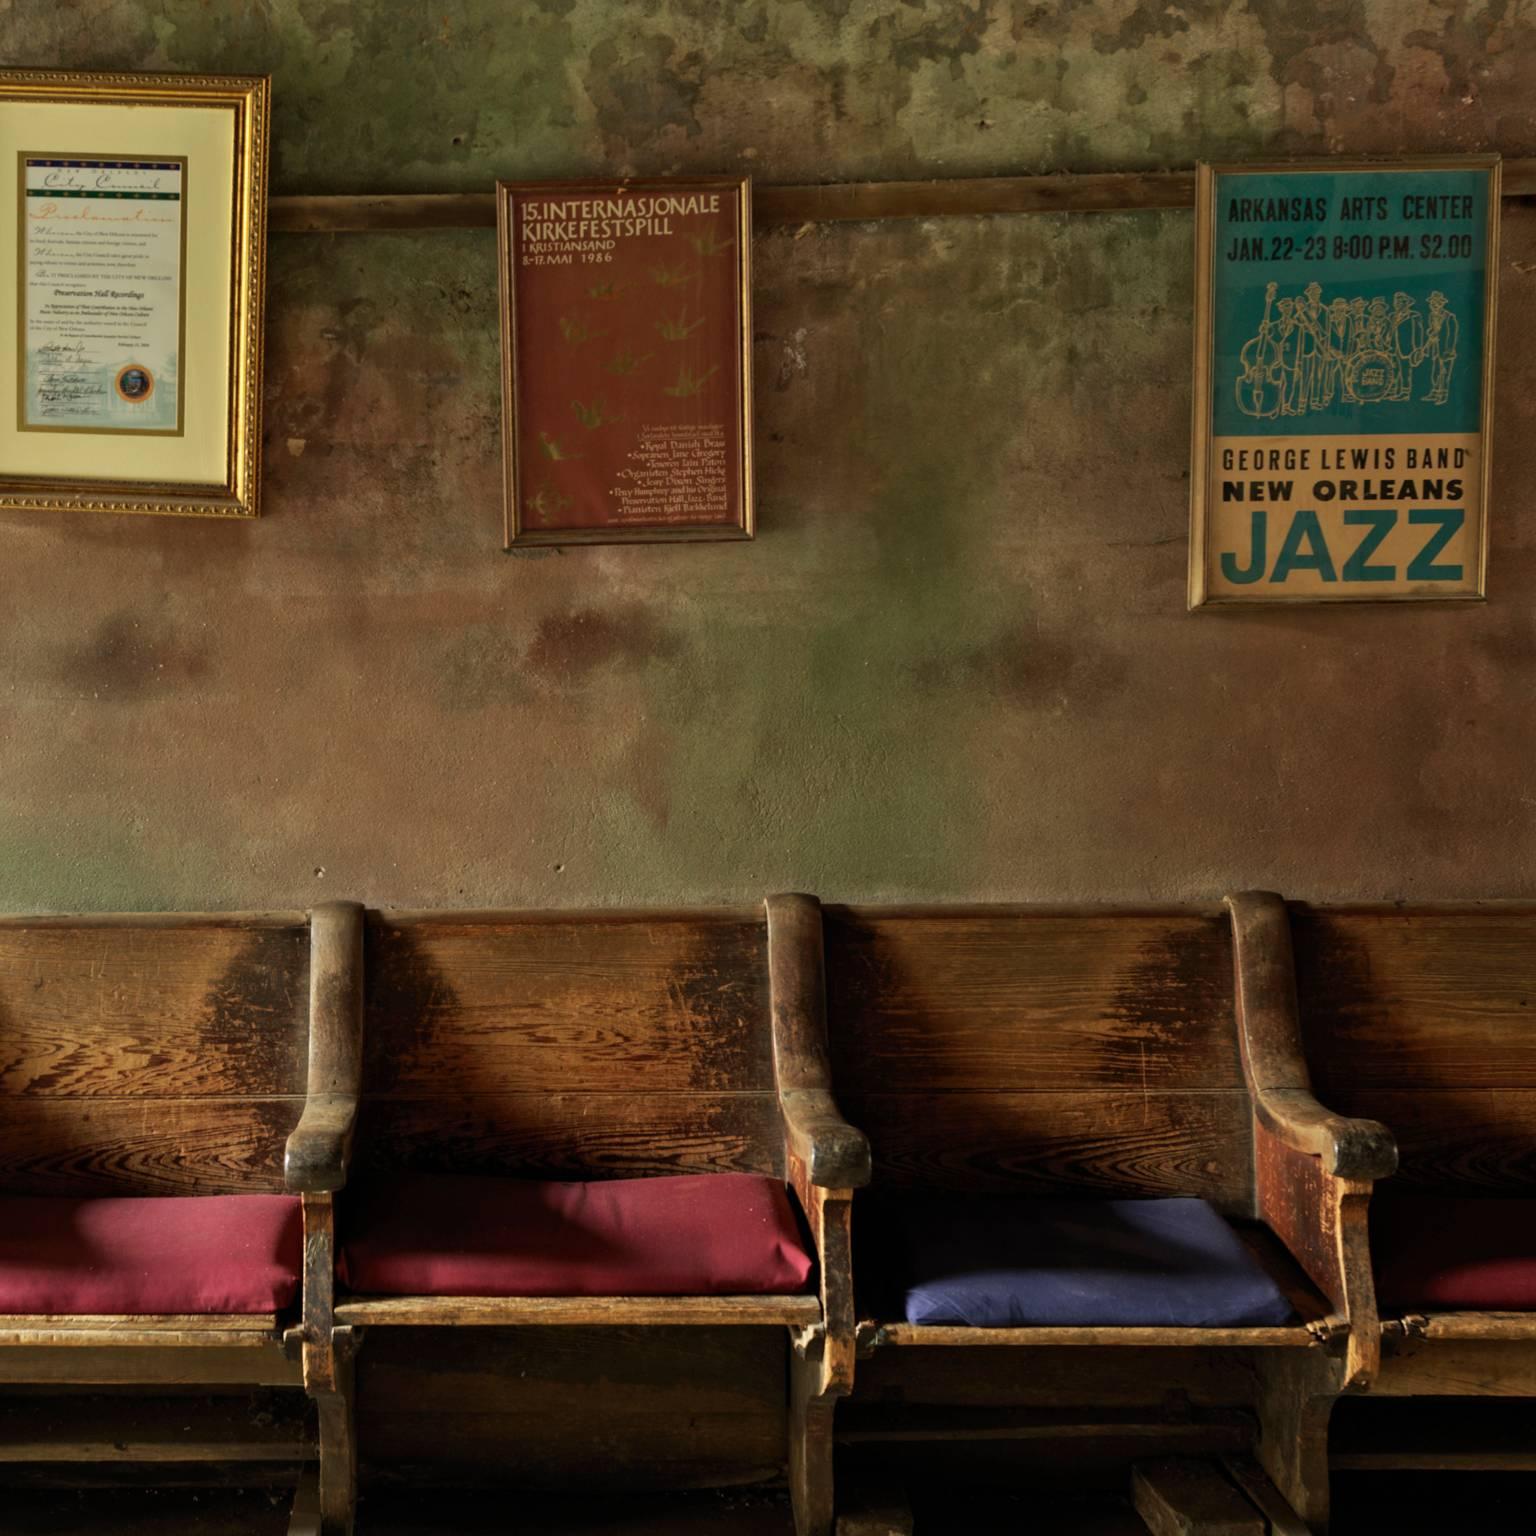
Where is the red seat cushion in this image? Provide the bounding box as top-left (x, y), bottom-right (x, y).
top-left (1373, 1191), bottom-right (1536, 1311)
top-left (338, 1173), bottom-right (813, 1298)
top-left (0, 1194), bottom-right (302, 1315)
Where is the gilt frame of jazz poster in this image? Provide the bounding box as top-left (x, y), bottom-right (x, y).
top-left (496, 175), bottom-right (754, 547)
top-left (1189, 156), bottom-right (1500, 607)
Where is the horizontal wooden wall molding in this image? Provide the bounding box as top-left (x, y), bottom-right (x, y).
top-left (269, 161), bottom-right (1536, 234)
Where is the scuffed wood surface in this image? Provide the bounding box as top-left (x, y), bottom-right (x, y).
top-left (839, 1089), bottom-right (1251, 1207)
top-left (336, 1294), bottom-right (820, 1327)
top-left (266, 163), bottom-right (1536, 233)
top-left (352, 1092), bottom-right (784, 1181)
top-left (863, 1324), bottom-right (1315, 1349)
top-left (825, 911), bottom-right (1240, 1092)
top-left (0, 922), bottom-right (309, 1098)
top-left (1131, 1458), bottom-right (1264, 1535)
top-left (0, 1392), bottom-right (313, 1462)
top-left (0, 1098), bottom-right (298, 1194)
top-left (357, 1324), bottom-right (788, 1491)
top-left (364, 912), bottom-right (771, 1095)
top-left (1295, 909), bottom-right (1536, 1096)
top-left (359, 912), bottom-right (783, 1179)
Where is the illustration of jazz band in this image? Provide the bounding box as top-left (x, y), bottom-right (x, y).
top-left (1234, 280), bottom-right (1458, 420)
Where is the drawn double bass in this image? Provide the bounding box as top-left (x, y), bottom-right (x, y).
top-left (1234, 281), bottom-right (1286, 420)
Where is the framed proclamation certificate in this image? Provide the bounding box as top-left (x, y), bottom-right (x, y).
top-left (0, 71), bottom-right (269, 518)
top-left (496, 176), bottom-right (753, 546)
top-left (1189, 156), bottom-right (1499, 606)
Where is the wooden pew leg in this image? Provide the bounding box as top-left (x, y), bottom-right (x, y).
top-left (288, 1465), bottom-right (322, 1536)
top-left (1132, 1458), bottom-right (1265, 1534)
top-left (315, 1345), bottom-right (358, 1536)
top-left (790, 1343), bottom-right (837, 1536)
top-left (1254, 1352), bottom-right (1339, 1532)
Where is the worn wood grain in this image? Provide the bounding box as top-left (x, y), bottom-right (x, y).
top-left (0, 922), bottom-right (309, 1098)
top-left (1293, 908), bottom-right (1536, 1096)
top-left (1218, 1456), bottom-right (1311, 1536)
top-left (265, 162), bottom-right (1536, 234)
top-left (357, 1324), bottom-right (787, 1491)
top-left (1395, 1312), bottom-right (1536, 1340)
top-left (0, 1315), bottom-right (275, 1332)
top-left (335, 1295), bottom-right (821, 1327)
top-left (767, 893), bottom-right (871, 1192)
top-left (863, 1324), bottom-right (1316, 1350)
top-left (1251, 1351), bottom-right (1347, 1529)
top-left (0, 1393), bottom-right (313, 1462)
top-left (0, 1097), bottom-right (297, 1194)
top-left (825, 911), bottom-right (1240, 1093)
top-left (286, 904), bottom-right (365, 1195)
top-left (1131, 1459), bottom-right (1263, 1536)
top-left (0, 1343), bottom-right (302, 1386)
top-left (1327, 1089), bottom-right (1536, 1189)
top-left (316, 1341), bottom-right (356, 1536)
top-left (840, 1090), bottom-right (1252, 1208)
top-left (840, 1408), bottom-right (1254, 1447)
top-left (1375, 1338), bottom-right (1536, 1396)
top-left (1227, 894), bottom-right (1395, 1181)
top-left (363, 912), bottom-right (770, 1097)
top-left (0, 1320), bottom-right (283, 1348)
top-left (352, 1091), bottom-right (784, 1181)
top-left (850, 1346), bottom-right (1256, 1410)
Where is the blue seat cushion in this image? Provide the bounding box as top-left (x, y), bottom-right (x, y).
top-left (881, 1194), bottom-right (1294, 1328)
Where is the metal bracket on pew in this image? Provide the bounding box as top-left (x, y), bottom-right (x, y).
top-left (854, 1321), bottom-right (889, 1357)
top-left (1304, 1316), bottom-right (1351, 1350)
top-left (791, 1321), bottom-right (827, 1360)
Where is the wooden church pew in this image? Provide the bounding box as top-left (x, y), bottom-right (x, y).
top-left (1291, 904), bottom-right (1536, 1457)
top-left (310, 894), bottom-right (867, 1536)
top-left (828, 893), bottom-right (1395, 1531)
top-left (0, 905), bottom-right (347, 1533)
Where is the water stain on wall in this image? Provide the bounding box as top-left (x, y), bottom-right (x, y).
top-left (0, 2), bottom-right (1532, 911)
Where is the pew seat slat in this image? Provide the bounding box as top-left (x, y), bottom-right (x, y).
top-left (0, 1392), bottom-right (315, 1463)
top-left (860, 1323), bottom-right (1322, 1349)
top-left (0, 1317), bottom-right (286, 1351)
top-left (1385, 1311), bottom-right (1536, 1340)
top-left (334, 1294), bottom-right (823, 1327)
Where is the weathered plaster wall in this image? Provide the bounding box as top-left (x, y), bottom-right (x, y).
top-left (3, 1), bottom-right (1534, 911)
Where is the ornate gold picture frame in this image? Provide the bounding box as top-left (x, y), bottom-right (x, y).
top-left (0, 70), bottom-right (269, 518)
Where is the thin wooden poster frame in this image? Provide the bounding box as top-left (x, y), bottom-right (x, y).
top-left (496, 175), bottom-right (754, 548)
top-left (1189, 155), bottom-right (1499, 608)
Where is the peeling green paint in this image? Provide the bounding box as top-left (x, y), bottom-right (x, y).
top-left (0, 2), bottom-right (1533, 913)
top-left (9, 0), bottom-right (1531, 192)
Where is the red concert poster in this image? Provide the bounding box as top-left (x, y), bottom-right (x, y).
top-left (496, 176), bottom-right (753, 546)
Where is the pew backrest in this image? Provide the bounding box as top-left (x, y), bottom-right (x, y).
top-left (0, 913), bottom-right (311, 1196)
top-left (1293, 903), bottom-right (1536, 1193)
top-left (823, 905), bottom-right (1256, 1215)
top-left (357, 908), bottom-right (786, 1181)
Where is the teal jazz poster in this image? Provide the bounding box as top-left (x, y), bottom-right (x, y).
top-left (1190, 159), bottom-right (1499, 606)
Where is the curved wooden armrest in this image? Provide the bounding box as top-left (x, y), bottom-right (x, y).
top-left (782, 1088), bottom-right (872, 1190)
top-left (284, 1094), bottom-right (358, 1193)
top-left (1226, 890), bottom-right (1399, 1185)
top-left (1256, 1087), bottom-right (1397, 1181)
top-left (766, 894), bottom-right (873, 1191)
top-left (288, 902), bottom-right (366, 1194)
